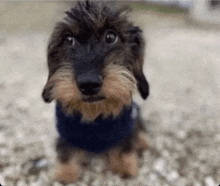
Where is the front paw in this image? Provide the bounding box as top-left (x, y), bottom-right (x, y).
top-left (136, 131), bottom-right (148, 151)
top-left (121, 151), bottom-right (138, 178)
top-left (55, 161), bottom-right (80, 184)
top-left (108, 149), bottom-right (138, 178)
top-left (108, 149), bottom-right (124, 174)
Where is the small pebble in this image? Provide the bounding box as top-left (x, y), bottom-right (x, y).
top-left (176, 130), bottom-right (187, 140)
top-left (53, 182), bottom-right (63, 186)
top-left (14, 98), bottom-right (30, 111)
top-left (194, 182), bottom-right (202, 186)
top-left (28, 176), bottom-right (37, 184)
top-left (4, 166), bottom-right (20, 181)
top-left (167, 171), bottom-right (179, 182)
top-left (205, 176), bottom-right (216, 186)
top-left (22, 157), bottom-right (48, 176)
top-left (33, 172), bottom-right (50, 186)
top-left (36, 158), bottom-right (48, 169)
top-left (22, 161), bottom-right (34, 175)
top-left (139, 166), bottom-right (150, 175)
top-left (0, 175), bottom-right (6, 186)
top-left (154, 158), bottom-right (166, 174)
top-left (17, 179), bottom-right (28, 186)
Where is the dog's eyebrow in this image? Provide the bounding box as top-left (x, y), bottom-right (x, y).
top-left (127, 26), bottom-right (142, 33)
top-left (65, 11), bottom-right (78, 22)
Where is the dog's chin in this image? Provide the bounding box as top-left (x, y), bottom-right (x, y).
top-left (82, 96), bottom-right (105, 103)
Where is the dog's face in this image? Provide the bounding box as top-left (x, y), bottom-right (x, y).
top-left (42, 1), bottom-right (149, 121)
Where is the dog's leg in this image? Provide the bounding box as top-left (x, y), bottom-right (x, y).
top-left (55, 160), bottom-right (80, 184)
top-left (55, 138), bottom-right (83, 184)
top-left (121, 150), bottom-right (138, 178)
top-left (119, 135), bottom-right (138, 178)
top-left (135, 115), bottom-right (149, 152)
top-left (108, 134), bottom-right (139, 178)
top-left (108, 148), bottom-right (123, 174)
top-left (136, 130), bottom-right (148, 151)
top-left (108, 148), bottom-right (138, 178)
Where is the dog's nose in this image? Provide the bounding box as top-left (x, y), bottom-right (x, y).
top-left (77, 74), bottom-right (102, 95)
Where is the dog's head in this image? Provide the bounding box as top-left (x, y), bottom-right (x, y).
top-left (42, 1), bottom-right (149, 121)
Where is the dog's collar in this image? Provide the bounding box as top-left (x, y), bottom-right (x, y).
top-left (56, 102), bottom-right (139, 153)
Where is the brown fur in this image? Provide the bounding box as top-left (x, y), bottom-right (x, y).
top-left (42, 1), bottom-right (150, 183)
top-left (45, 63), bottom-right (137, 121)
top-left (108, 148), bottom-right (124, 174)
top-left (121, 151), bottom-right (138, 177)
top-left (55, 161), bottom-right (80, 184)
top-left (55, 146), bottom-right (87, 184)
top-left (108, 148), bottom-right (138, 178)
top-left (136, 131), bottom-right (149, 152)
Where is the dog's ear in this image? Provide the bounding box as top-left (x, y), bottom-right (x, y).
top-left (42, 40), bottom-right (56, 103)
top-left (127, 26), bottom-right (149, 100)
top-left (135, 72), bottom-right (149, 100)
top-left (42, 77), bottom-right (54, 103)
top-left (42, 24), bottom-right (62, 104)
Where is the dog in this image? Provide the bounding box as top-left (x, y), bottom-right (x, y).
top-left (42, 1), bottom-right (149, 183)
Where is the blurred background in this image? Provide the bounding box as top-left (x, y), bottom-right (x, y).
top-left (1, 1), bottom-right (220, 186)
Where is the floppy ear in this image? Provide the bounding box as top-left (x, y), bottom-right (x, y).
top-left (42, 76), bottom-right (54, 103)
top-left (42, 47), bottom-right (54, 103)
top-left (127, 26), bottom-right (149, 99)
top-left (135, 72), bottom-right (149, 100)
top-left (42, 39), bottom-right (57, 103)
top-left (42, 25), bottom-right (61, 104)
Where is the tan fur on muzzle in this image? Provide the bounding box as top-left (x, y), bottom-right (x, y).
top-left (46, 64), bottom-right (137, 122)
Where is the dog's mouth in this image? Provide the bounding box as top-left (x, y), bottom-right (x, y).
top-left (82, 96), bottom-right (105, 103)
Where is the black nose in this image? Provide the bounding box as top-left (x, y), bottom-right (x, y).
top-left (77, 74), bottom-right (102, 95)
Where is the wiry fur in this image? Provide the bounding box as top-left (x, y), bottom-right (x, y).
top-left (42, 1), bottom-right (149, 183)
top-left (42, 1), bottom-right (149, 121)
top-left (45, 63), bottom-right (136, 121)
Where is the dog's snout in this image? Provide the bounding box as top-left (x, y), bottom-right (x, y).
top-left (77, 74), bottom-right (102, 95)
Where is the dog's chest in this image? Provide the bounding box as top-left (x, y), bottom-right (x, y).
top-left (56, 103), bottom-right (138, 153)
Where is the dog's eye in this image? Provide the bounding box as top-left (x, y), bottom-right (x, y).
top-left (105, 31), bottom-right (117, 44)
top-left (65, 36), bottom-right (75, 46)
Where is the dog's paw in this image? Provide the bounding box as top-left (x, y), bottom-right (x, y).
top-left (121, 151), bottom-right (138, 178)
top-left (108, 149), bottom-right (124, 174)
top-left (55, 161), bottom-right (80, 184)
top-left (136, 131), bottom-right (148, 151)
top-left (109, 149), bottom-right (138, 178)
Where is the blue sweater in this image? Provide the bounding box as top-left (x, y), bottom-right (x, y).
top-left (56, 102), bottom-right (138, 153)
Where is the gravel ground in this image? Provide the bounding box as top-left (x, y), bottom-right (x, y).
top-left (1, 2), bottom-right (220, 186)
